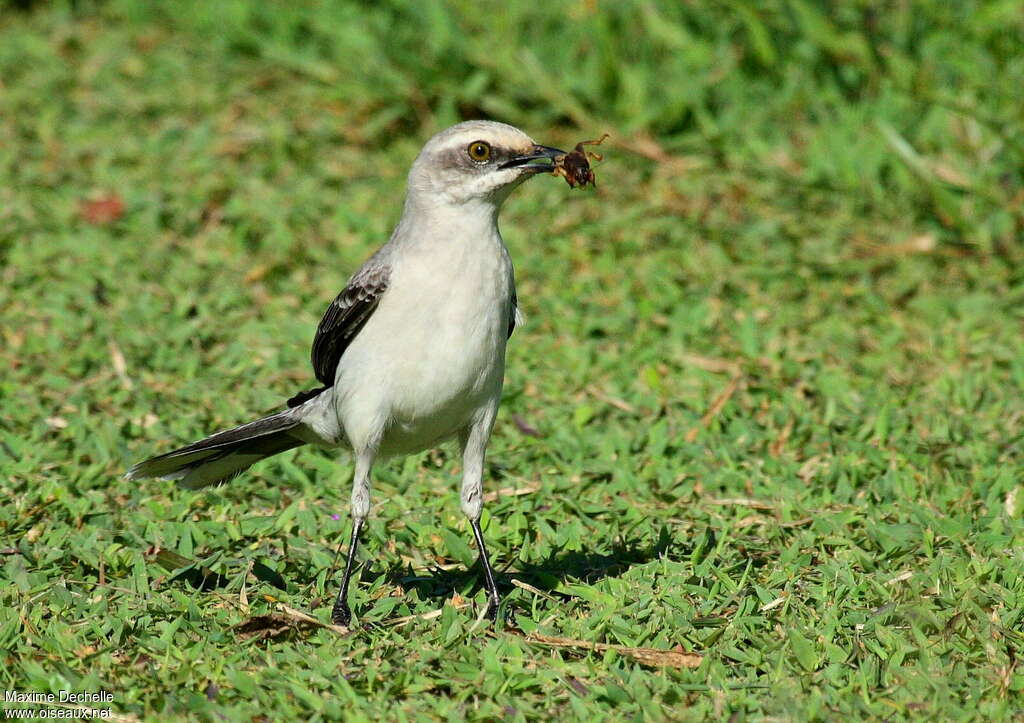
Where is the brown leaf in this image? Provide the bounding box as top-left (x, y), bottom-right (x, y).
top-left (233, 614), bottom-right (296, 642)
top-left (234, 605), bottom-right (348, 642)
top-left (80, 194), bottom-right (125, 225)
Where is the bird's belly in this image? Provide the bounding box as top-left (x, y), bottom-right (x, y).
top-left (332, 257), bottom-right (511, 455)
top-left (381, 303), bottom-right (507, 453)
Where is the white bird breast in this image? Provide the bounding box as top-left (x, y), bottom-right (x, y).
top-left (330, 229), bottom-right (514, 457)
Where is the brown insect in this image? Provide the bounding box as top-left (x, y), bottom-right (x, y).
top-left (552, 134), bottom-right (608, 189)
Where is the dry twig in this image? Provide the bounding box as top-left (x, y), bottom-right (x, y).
top-left (685, 374), bottom-right (742, 442)
top-left (522, 633), bottom-right (702, 669)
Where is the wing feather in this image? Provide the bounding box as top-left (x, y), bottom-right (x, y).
top-left (507, 289), bottom-right (518, 339)
top-left (311, 263), bottom-right (390, 385)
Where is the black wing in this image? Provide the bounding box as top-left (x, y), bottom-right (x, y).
top-left (507, 289), bottom-right (518, 339)
top-left (310, 263), bottom-right (390, 386)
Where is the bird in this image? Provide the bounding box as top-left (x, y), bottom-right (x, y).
top-left (125, 120), bottom-right (569, 626)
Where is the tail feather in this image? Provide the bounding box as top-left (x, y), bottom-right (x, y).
top-left (126, 409), bottom-right (307, 489)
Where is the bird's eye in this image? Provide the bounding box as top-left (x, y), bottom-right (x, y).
top-left (467, 141), bottom-right (492, 163)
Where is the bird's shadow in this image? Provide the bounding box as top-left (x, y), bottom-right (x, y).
top-left (372, 524), bottom-right (680, 606)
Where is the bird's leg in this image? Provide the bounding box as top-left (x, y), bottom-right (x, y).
top-left (470, 516), bottom-right (501, 619)
top-left (459, 413), bottom-right (501, 619)
top-left (331, 517), bottom-right (362, 626)
top-left (331, 451), bottom-right (374, 626)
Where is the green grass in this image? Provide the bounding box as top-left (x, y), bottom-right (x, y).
top-left (3, 0), bottom-right (1024, 719)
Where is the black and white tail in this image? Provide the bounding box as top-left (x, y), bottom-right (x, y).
top-left (125, 408), bottom-right (308, 490)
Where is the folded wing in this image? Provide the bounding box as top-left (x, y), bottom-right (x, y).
top-left (311, 261), bottom-right (391, 386)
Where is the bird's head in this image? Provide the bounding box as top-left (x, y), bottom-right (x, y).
top-left (406, 120), bottom-right (565, 209)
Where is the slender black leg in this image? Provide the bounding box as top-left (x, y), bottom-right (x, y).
top-left (470, 518), bottom-right (501, 620)
top-left (331, 517), bottom-right (363, 626)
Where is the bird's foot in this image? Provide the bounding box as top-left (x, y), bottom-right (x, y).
top-left (331, 600), bottom-right (352, 627)
top-left (484, 594), bottom-right (513, 627)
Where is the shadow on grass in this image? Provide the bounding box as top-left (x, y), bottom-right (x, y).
top-left (157, 525), bottom-right (689, 615)
top-left (382, 524), bottom-right (680, 604)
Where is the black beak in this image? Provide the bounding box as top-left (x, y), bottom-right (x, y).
top-left (500, 144), bottom-right (566, 172)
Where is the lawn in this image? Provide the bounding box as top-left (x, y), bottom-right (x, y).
top-left (2, 0), bottom-right (1024, 719)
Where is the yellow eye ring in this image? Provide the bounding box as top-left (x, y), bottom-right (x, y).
top-left (467, 141), bottom-right (492, 162)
